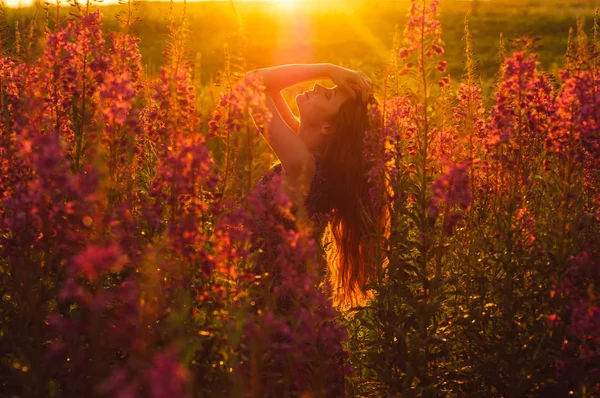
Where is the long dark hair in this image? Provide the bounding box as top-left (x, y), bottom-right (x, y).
top-left (321, 95), bottom-right (383, 307)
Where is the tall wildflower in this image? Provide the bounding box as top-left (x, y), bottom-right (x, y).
top-left (115, 0), bottom-right (142, 35)
top-left (363, 102), bottom-right (388, 218)
top-left (51, 131), bottom-right (223, 397)
top-left (209, 74), bottom-right (273, 200)
top-left (454, 85), bottom-right (486, 161)
top-left (0, 91), bottom-right (98, 396)
top-left (97, 71), bottom-right (141, 201)
top-left (546, 70), bottom-right (599, 162)
top-left (148, 351), bottom-right (191, 398)
top-left (486, 50), bottom-right (555, 192)
top-left (439, 14), bottom-right (490, 324)
top-left (37, 11), bottom-right (109, 169)
top-left (452, 40), bottom-right (568, 397)
top-left (0, 9), bottom-right (232, 397)
top-left (141, 1), bottom-right (199, 159)
top-left (0, 58), bottom-right (33, 203)
top-left (451, 13), bottom-right (488, 195)
top-left (398, 0), bottom-right (444, 76)
top-left (540, 26), bottom-right (598, 273)
top-left (222, 174), bottom-right (349, 397)
top-left (550, 248), bottom-right (600, 395)
top-left (395, 0), bottom-right (450, 212)
top-left (97, 29), bottom-right (144, 202)
top-left (150, 134), bottom-right (218, 275)
top-left (546, 66), bottom-right (600, 211)
top-left (148, 66), bottom-right (200, 153)
top-left (428, 160), bottom-right (472, 235)
top-left (350, 0), bottom-right (458, 395)
top-left (543, 28), bottom-right (600, 396)
top-left (363, 96), bottom-right (415, 215)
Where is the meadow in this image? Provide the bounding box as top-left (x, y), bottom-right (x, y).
top-left (0, 0), bottom-right (599, 397)
top-left (4, 0), bottom-right (599, 96)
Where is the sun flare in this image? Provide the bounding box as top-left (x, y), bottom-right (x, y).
top-left (3, 0), bottom-right (304, 8)
top-left (271, 0), bottom-right (299, 9)
top-left (3, 0), bottom-right (31, 7)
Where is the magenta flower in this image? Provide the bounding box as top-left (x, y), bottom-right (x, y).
top-left (148, 351), bottom-right (191, 398)
top-left (211, 74), bottom-right (272, 138)
top-left (486, 51), bottom-right (555, 152)
top-left (401, 0), bottom-right (444, 72)
top-left (71, 244), bottom-right (128, 282)
top-left (551, 249), bottom-right (600, 391)
top-left (222, 173), bottom-right (349, 396)
top-left (364, 96), bottom-right (416, 213)
top-left (546, 68), bottom-right (600, 207)
top-left (437, 60), bottom-right (447, 73)
top-left (428, 160), bottom-right (471, 234)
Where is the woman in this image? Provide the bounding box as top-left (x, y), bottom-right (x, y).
top-left (248, 63), bottom-right (381, 307)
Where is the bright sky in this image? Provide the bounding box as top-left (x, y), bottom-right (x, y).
top-left (5, 0), bottom-right (302, 8)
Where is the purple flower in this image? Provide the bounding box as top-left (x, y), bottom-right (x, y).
top-left (71, 244), bottom-right (128, 282)
top-left (148, 351), bottom-right (190, 398)
top-left (224, 173), bottom-right (349, 396)
top-left (401, 0), bottom-right (445, 71)
top-left (437, 60), bottom-right (447, 73)
top-left (428, 160), bottom-right (472, 234)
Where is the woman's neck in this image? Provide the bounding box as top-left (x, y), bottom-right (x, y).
top-left (297, 123), bottom-right (325, 155)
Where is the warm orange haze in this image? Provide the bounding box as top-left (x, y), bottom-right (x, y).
top-left (4, 0), bottom-right (303, 7)
top-left (1, 0), bottom-right (599, 396)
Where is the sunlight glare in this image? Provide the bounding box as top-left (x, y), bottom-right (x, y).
top-left (4, 0), bottom-right (32, 7)
top-left (3, 0), bottom-right (302, 8)
top-left (272, 0), bottom-right (299, 9)
top-left (3, 0), bottom-right (122, 7)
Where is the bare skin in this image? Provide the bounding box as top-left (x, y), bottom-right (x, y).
top-left (247, 63), bottom-right (372, 201)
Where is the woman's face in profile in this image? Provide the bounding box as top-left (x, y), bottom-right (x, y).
top-left (296, 83), bottom-right (351, 127)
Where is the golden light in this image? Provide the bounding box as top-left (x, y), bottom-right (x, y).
top-left (3, 0), bottom-right (303, 8)
top-left (3, 0), bottom-right (31, 7)
top-left (2, 0), bottom-right (121, 7)
top-left (270, 0), bottom-right (299, 9)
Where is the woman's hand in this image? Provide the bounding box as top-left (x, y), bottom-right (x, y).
top-left (327, 65), bottom-right (373, 103)
top-left (246, 64), bottom-right (372, 102)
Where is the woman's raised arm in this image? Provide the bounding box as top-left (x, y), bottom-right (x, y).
top-left (248, 63), bottom-right (333, 92)
top-left (247, 64), bottom-right (333, 133)
top-left (248, 63), bottom-right (370, 101)
top-left (247, 63), bottom-right (371, 133)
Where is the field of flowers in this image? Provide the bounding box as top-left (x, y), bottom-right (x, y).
top-left (0, 0), bottom-right (599, 396)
